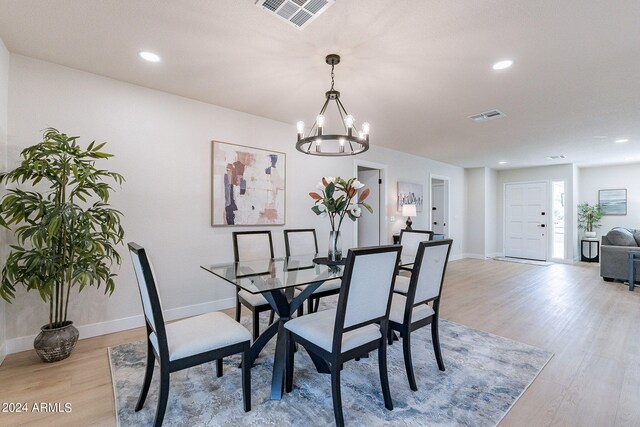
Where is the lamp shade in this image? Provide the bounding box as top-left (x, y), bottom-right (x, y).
top-left (402, 204), bottom-right (417, 217)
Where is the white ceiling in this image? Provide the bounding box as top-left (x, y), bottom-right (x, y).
top-left (0, 0), bottom-right (639, 169)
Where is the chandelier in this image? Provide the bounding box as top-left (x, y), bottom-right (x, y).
top-left (296, 54), bottom-right (370, 156)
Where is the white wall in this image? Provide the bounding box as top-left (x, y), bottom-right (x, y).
top-left (0, 37), bottom-right (9, 365)
top-left (485, 168), bottom-right (498, 257)
top-left (497, 164), bottom-right (578, 261)
top-left (579, 163), bottom-right (640, 237)
top-left (4, 55), bottom-right (465, 352)
top-left (463, 167), bottom-right (499, 258)
top-left (465, 167), bottom-right (486, 257)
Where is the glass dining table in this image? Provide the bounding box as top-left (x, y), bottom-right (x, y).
top-left (201, 254), bottom-right (345, 400)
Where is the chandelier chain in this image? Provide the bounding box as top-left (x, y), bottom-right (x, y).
top-left (330, 64), bottom-right (335, 90)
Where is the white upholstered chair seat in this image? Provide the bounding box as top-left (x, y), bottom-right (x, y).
top-left (238, 289), bottom-right (302, 308)
top-left (296, 278), bottom-right (342, 294)
top-left (150, 312), bottom-right (252, 361)
top-left (388, 293), bottom-right (434, 324)
top-left (285, 308), bottom-right (382, 353)
top-left (238, 290), bottom-right (270, 307)
top-left (393, 275), bottom-right (411, 294)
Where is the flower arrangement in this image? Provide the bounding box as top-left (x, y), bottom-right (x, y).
top-left (309, 176), bottom-right (373, 232)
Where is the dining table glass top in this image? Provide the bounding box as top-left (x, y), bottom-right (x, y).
top-left (201, 254), bottom-right (345, 295)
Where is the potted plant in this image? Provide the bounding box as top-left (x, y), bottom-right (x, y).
top-left (577, 202), bottom-right (603, 238)
top-left (309, 176), bottom-right (372, 261)
top-left (0, 128), bottom-right (124, 362)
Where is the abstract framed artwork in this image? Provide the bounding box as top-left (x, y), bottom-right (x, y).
top-left (397, 181), bottom-right (424, 213)
top-left (598, 189), bottom-right (627, 215)
top-left (211, 141), bottom-right (285, 226)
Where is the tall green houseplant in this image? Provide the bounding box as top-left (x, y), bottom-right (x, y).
top-left (577, 202), bottom-right (603, 234)
top-left (0, 128), bottom-right (124, 361)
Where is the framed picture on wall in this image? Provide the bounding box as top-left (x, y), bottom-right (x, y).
top-left (211, 141), bottom-right (286, 226)
top-left (598, 189), bottom-right (627, 215)
top-left (397, 181), bottom-right (424, 213)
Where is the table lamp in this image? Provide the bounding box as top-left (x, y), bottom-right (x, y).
top-left (402, 204), bottom-right (417, 230)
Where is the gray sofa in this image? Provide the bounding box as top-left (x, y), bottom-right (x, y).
top-left (600, 228), bottom-right (640, 283)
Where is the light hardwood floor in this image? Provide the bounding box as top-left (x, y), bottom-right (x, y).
top-left (1, 259), bottom-right (638, 426)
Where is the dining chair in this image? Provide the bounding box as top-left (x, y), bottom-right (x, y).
top-left (284, 228), bottom-right (342, 313)
top-left (285, 245), bottom-right (402, 427)
top-left (232, 230), bottom-right (277, 340)
top-left (128, 242), bottom-right (251, 427)
top-left (394, 229), bottom-right (434, 295)
top-left (387, 239), bottom-right (453, 391)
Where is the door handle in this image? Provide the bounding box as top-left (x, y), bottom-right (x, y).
top-left (538, 224), bottom-right (546, 228)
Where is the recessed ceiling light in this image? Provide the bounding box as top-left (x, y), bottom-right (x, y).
top-left (615, 138), bottom-right (629, 143)
top-left (139, 51), bottom-right (161, 63)
top-left (492, 60), bottom-right (513, 70)
top-left (499, 161), bottom-right (507, 164)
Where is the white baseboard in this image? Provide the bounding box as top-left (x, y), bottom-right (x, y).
top-left (5, 297), bottom-right (236, 356)
top-left (464, 253), bottom-right (487, 260)
top-left (0, 341), bottom-right (6, 366)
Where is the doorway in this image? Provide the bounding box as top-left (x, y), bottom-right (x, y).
top-left (354, 161), bottom-right (387, 247)
top-left (504, 181), bottom-right (548, 261)
top-left (429, 175), bottom-right (450, 237)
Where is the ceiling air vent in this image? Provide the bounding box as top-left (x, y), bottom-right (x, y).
top-left (255, 0), bottom-right (335, 29)
top-left (468, 109), bottom-right (506, 122)
top-left (545, 155), bottom-right (567, 160)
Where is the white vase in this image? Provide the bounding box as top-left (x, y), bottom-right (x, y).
top-left (585, 231), bottom-right (596, 238)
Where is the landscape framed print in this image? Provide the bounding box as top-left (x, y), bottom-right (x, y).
top-left (598, 188), bottom-right (627, 215)
top-left (211, 141), bottom-right (286, 226)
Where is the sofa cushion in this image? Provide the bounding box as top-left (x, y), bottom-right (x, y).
top-left (634, 229), bottom-right (640, 246)
top-left (606, 228), bottom-right (638, 247)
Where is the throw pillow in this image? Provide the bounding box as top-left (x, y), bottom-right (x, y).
top-left (634, 229), bottom-right (640, 246)
top-left (607, 228), bottom-right (638, 246)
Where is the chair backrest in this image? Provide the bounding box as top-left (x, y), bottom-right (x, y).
top-left (408, 239), bottom-right (453, 307)
top-left (333, 245), bottom-right (402, 351)
top-left (128, 242), bottom-right (168, 353)
top-left (284, 229), bottom-right (318, 256)
top-left (399, 229), bottom-right (434, 264)
top-left (232, 230), bottom-right (274, 262)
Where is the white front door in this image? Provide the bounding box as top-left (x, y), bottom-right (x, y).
top-left (504, 182), bottom-right (548, 261)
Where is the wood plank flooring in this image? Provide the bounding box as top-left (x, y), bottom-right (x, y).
top-left (0, 259), bottom-right (638, 426)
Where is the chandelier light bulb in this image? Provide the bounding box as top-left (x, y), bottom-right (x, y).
top-left (362, 122), bottom-right (370, 135)
top-left (297, 121), bottom-right (305, 134)
top-left (317, 115), bottom-right (325, 127)
top-left (345, 115), bottom-right (354, 128)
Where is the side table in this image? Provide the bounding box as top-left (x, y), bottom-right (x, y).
top-left (629, 252), bottom-right (640, 291)
top-left (580, 239), bottom-right (599, 263)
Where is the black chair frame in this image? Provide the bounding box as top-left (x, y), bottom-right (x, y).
top-left (284, 228), bottom-right (341, 313)
top-left (397, 229), bottom-right (434, 273)
top-left (232, 230), bottom-right (276, 340)
top-left (286, 245), bottom-right (402, 427)
top-left (387, 239), bottom-right (452, 391)
top-left (129, 243), bottom-right (251, 427)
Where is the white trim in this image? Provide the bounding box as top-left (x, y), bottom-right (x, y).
top-left (429, 174), bottom-right (450, 237)
top-left (0, 341), bottom-right (6, 366)
top-left (4, 297), bottom-right (235, 355)
top-left (464, 253), bottom-right (487, 260)
top-left (353, 159), bottom-right (388, 246)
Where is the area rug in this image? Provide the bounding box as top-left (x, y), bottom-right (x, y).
top-left (493, 257), bottom-right (552, 267)
top-left (109, 311), bottom-right (552, 427)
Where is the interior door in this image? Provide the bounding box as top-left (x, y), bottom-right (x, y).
top-left (431, 182), bottom-right (445, 235)
top-left (357, 168), bottom-right (380, 247)
top-left (504, 182), bottom-right (548, 261)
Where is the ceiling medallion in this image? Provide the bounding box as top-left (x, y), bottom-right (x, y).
top-left (296, 54), bottom-right (370, 156)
